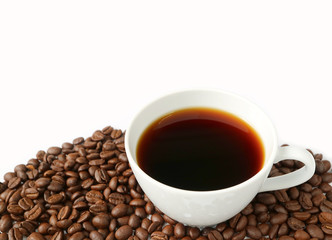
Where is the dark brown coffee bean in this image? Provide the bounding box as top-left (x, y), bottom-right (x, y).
top-left (299, 192), bottom-right (313, 210)
top-left (151, 213), bottom-right (164, 224)
top-left (222, 228), bottom-right (233, 240)
top-left (48, 147), bottom-right (62, 155)
top-left (293, 212), bottom-right (311, 221)
top-left (57, 219), bottom-right (73, 229)
top-left (174, 223), bottom-right (186, 238)
top-left (111, 203), bottom-right (128, 218)
top-left (257, 223), bottom-right (269, 236)
top-left (207, 230), bottom-right (222, 240)
top-left (18, 197), bottom-right (34, 210)
top-left (320, 182), bottom-right (332, 193)
top-left (241, 203), bottom-right (253, 215)
top-left (162, 225), bottom-right (174, 237)
top-left (312, 193), bottom-right (326, 207)
top-left (7, 204), bottom-right (24, 215)
top-left (269, 224), bottom-right (279, 239)
top-left (322, 223), bottom-right (332, 235)
top-left (111, 129), bottom-right (122, 139)
top-left (246, 225), bottom-right (262, 239)
top-left (278, 222), bottom-right (289, 236)
top-left (232, 230), bottom-right (245, 240)
top-left (0, 201), bottom-right (6, 214)
top-left (27, 232), bottom-right (45, 240)
top-left (322, 172), bottom-right (332, 183)
top-left (235, 215), bottom-right (248, 231)
top-left (25, 188), bottom-right (39, 199)
top-left (270, 213), bottom-right (288, 225)
top-left (130, 199), bottom-right (146, 207)
top-left (47, 194), bottom-right (64, 204)
top-left (109, 192), bottom-right (125, 205)
top-left (0, 214), bottom-right (12, 232)
top-left (229, 213), bottom-right (241, 228)
top-left (245, 214), bottom-right (256, 227)
top-left (89, 231), bottom-right (104, 240)
top-left (288, 217), bottom-right (305, 230)
top-left (92, 213), bottom-right (110, 229)
top-left (286, 200), bottom-right (302, 212)
top-left (151, 231), bottom-right (168, 240)
top-left (253, 203), bottom-right (267, 214)
top-left (67, 223), bottom-right (83, 235)
top-left (8, 228), bottom-right (23, 240)
top-left (148, 221), bottom-right (161, 233)
top-left (115, 225), bottom-right (132, 240)
top-left (294, 229), bottom-right (310, 240)
top-left (136, 227), bottom-right (149, 240)
top-left (128, 214), bottom-right (141, 229)
top-left (320, 200), bottom-right (332, 213)
top-left (68, 232), bottom-right (85, 240)
top-left (319, 212), bottom-right (332, 224)
top-left (306, 224), bottom-right (324, 239)
top-left (85, 190), bottom-right (103, 203)
top-left (256, 193), bottom-right (276, 205)
top-left (275, 189), bottom-right (290, 203)
top-left (8, 177), bottom-right (21, 189)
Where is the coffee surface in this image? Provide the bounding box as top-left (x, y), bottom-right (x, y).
top-left (137, 107), bottom-right (265, 191)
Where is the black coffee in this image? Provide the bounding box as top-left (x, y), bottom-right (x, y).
top-left (137, 107), bottom-right (265, 191)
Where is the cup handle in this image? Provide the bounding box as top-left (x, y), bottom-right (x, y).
top-left (259, 145), bottom-right (316, 192)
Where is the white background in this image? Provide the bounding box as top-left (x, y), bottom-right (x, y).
top-left (0, 1), bottom-right (331, 179)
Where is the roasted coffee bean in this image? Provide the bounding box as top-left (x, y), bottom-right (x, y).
top-left (256, 193), bottom-right (277, 205)
top-left (288, 217), bottom-right (305, 230)
top-left (151, 231), bottom-right (168, 240)
top-left (0, 201), bottom-right (6, 214)
top-left (306, 224), bottom-right (324, 239)
top-left (293, 212), bottom-right (311, 221)
top-left (207, 230), bottom-right (222, 240)
top-left (136, 227), bottom-right (149, 240)
top-left (229, 213), bottom-right (241, 228)
top-left (8, 228), bottom-right (23, 240)
top-left (236, 215), bottom-right (248, 231)
top-left (320, 199), bottom-right (332, 213)
top-left (0, 215), bottom-right (12, 232)
top-left (27, 232), bottom-right (45, 240)
top-left (18, 197), bottom-right (34, 211)
top-left (269, 224), bottom-right (279, 239)
top-left (232, 230), bottom-right (246, 240)
top-left (89, 231), bottom-right (104, 240)
top-left (111, 203), bottom-right (128, 218)
top-left (246, 225), bottom-right (262, 239)
top-left (92, 213), bottom-right (110, 229)
top-left (174, 223), bottom-right (186, 238)
top-left (115, 225), bottom-right (132, 240)
top-left (25, 188), bottom-right (39, 199)
top-left (222, 227), bottom-right (234, 240)
top-left (294, 229), bottom-right (310, 240)
top-left (270, 213), bottom-right (288, 225)
top-left (278, 222), bottom-right (289, 236)
top-left (322, 223), bottom-right (332, 235)
top-left (8, 177), bottom-right (21, 189)
top-left (257, 223), bottom-right (269, 236)
top-left (285, 200), bottom-right (302, 212)
top-left (68, 231), bottom-right (85, 240)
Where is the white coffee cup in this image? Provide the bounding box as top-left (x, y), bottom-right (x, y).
top-left (125, 89), bottom-right (315, 226)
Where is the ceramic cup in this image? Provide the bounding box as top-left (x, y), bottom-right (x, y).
top-left (125, 89), bottom-right (316, 226)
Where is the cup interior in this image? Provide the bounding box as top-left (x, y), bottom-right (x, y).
top-left (126, 89), bottom-right (278, 189)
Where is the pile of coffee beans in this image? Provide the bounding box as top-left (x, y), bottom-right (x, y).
top-left (0, 126), bottom-right (331, 240)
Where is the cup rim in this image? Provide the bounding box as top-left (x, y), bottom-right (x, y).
top-left (125, 88), bottom-right (278, 195)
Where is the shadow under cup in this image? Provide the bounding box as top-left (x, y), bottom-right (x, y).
top-left (125, 90), bottom-right (279, 226)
